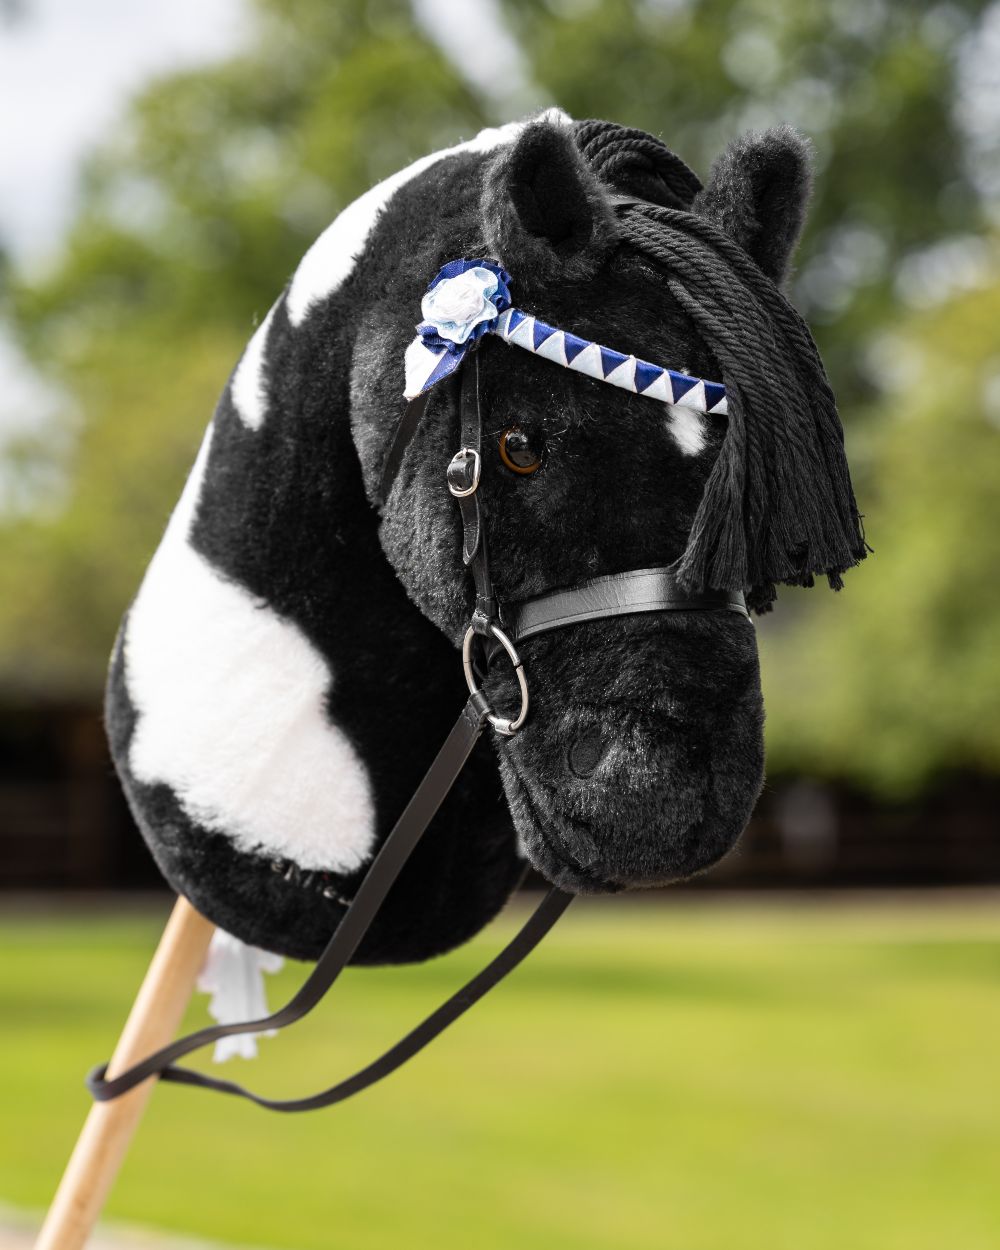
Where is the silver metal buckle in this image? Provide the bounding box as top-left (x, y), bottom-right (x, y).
top-left (462, 624), bottom-right (529, 736)
top-left (447, 448), bottom-right (481, 498)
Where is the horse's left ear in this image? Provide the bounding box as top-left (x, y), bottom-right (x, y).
top-left (483, 116), bottom-right (617, 285)
top-left (693, 126), bottom-right (812, 286)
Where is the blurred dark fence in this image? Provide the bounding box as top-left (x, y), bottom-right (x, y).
top-left (3, 703), bottom-right (998, 893)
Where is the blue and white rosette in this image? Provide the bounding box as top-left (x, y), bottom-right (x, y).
top-left (403, 258), bottom-right (727, 417)
top-left (404, 259), bottom-right (511, 398)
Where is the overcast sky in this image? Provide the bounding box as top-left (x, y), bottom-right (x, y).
top-left (0, 0), bottom-right (247, 265)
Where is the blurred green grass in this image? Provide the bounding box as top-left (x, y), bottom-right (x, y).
top-left (2, 896), bottom-right (998, 1250)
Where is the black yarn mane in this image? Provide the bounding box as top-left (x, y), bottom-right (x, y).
top-left (574, 122), bottom-right (867, 613)
top-left (575, 118), bottom-right (704, 209)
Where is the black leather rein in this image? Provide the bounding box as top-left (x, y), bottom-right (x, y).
top-left (88, 345), bottom-right (747, 1114)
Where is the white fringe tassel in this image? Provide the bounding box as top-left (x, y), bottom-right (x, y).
top-left (196, 930), bottom-right (285, 1062)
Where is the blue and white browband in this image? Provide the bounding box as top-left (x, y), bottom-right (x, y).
top-left (403, 258), bottom-right (728, 416)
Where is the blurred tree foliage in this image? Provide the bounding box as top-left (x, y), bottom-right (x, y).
top-left (762, 273), bottom-right (1000, 795)
top-left (1, 0), bottom-right (998, 795)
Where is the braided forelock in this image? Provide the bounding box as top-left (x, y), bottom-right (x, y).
top-left (573, 119), bottom-right (703, 210)
top-left (621, 203), bottom-right (867, 612)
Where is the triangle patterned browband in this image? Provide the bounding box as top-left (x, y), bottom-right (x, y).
top-left (402, 258), bottom-right (728, 415)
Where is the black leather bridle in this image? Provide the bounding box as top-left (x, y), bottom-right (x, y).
top-left (388, 349), bottom-right (747, 733)
top-left (88, 344), bottom-right (748, 1113)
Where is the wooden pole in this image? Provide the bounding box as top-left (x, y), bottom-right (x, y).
top-left (34, 897), bottom-right (215, 1250)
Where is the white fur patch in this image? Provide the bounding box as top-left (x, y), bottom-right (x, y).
top-left (286, 112), bottom-right (570, 326)
top-left (230, 302), bottom-right (278, 430)
top-left (124, 425), bottom-right (376, 874)
top-left (666, 404), bottom-right (707, 456)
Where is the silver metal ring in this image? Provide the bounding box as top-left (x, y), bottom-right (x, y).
top-left (447, 448), bottom-right (481, 498)
top-left (462, 624), bottom-right (529, 736)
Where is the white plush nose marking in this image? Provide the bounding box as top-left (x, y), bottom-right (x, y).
top-left (666, 403), bottom-right (707, 456)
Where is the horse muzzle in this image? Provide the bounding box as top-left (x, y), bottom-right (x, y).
top-left (489, 610), bottom-right (765, 893)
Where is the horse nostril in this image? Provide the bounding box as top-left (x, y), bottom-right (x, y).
top-left (568, 729), bottom-right (604, 778)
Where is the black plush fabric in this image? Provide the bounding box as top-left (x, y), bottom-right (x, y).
top-left (692, 126), bottom-right (812, 286)
top-left (107, 113), bottom-right (850, 960)
top-left (482, 121), bottom-right (619, 286)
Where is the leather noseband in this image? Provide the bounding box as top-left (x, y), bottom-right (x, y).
top-left (505, 566), bottom-right (748, 644)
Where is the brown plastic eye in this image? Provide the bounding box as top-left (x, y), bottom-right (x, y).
top-left (499, 425), bottom-right (543, 475)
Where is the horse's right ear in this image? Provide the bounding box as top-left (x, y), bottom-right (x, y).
top-left (692, 127), bottom-right (812, 287)
top-left (483, 116), bottom-right (617, 286)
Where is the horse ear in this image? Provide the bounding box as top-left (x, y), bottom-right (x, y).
top-left (483, 117), bottom-right (617, 284)
top-left (693, 126), bottom-right (812, 286)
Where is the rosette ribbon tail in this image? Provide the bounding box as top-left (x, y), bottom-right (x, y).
top-left (403, 335), bottom-right (472, 400)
